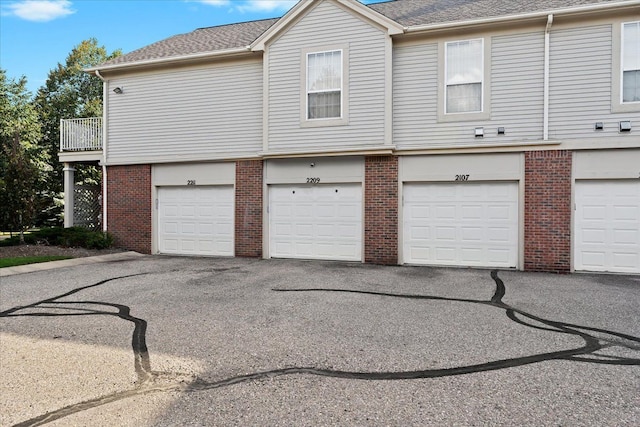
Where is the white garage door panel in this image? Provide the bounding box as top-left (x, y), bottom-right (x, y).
top-left (575, 181), bottom-right (640, 273)
top-left (404, 182), bottom-right (519, 267)
top-left (158, 186), bottom-right (234, 256)
top-left (270, 184), bottom-right (362, 261)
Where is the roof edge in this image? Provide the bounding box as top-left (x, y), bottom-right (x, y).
top-left (404, 0), bottom-right (640, 34)
top-left (85, 46), bottom-right (253, 74)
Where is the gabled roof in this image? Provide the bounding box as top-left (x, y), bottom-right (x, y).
top-left (91, 0), bottom-right (635, 72)
top-left (251, 0), bottom-right (404, 52)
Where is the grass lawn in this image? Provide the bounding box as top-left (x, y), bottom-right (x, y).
top-left (0, 256), bottom-right (73, 269)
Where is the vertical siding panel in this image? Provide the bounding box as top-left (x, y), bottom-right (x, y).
top-left (107, 61), bottom-right (263, 164)
top-left (267, 1), bottom-right (387, 152)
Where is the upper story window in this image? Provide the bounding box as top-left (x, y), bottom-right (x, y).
top-left (622, 21), bottom-right (640, 103)
top-left (445, 39), bottom-right (484, 114)
top-left (307, 50), bottom-right (342, 120)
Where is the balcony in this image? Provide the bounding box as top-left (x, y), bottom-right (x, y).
top-left (59, 117), bottom-right (103, 162)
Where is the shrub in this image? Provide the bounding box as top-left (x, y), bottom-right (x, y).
top-left (0, 227), bottom-right (114, 249)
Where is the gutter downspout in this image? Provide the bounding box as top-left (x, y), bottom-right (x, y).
top-left (95, 70), bottom-right (108, 232)
top-left (544, 14), bottom-right (553, 141)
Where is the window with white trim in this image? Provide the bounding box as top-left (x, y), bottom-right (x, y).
top-left (445, 39), bottom-right (483, 114)
top-left (622, 21), bottom-right (640, 103)
top-left (307, 50), bottom-right (342, 119)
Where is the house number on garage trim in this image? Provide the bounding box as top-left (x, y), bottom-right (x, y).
top-left (455, 175), bottom-right (470, 181)
top-left (306, 177), bottom-right (321, 184)
top-left (187, 180), bottom-right (196, 186)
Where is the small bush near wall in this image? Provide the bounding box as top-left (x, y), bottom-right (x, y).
top-left (0, 227), bottom-right (114, 249)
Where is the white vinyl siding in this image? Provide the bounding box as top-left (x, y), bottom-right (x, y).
top-left (549, 24), bottom-right (640, 139)
top-left (307, 50), bottom-right (342, 119)
top-left (106, 60), bottom-right (262, 165)
top-left (622, 21), bottom-right (640, 103)
top-left (267, 0), bottom-right (387, 152)
top-left (393, 31), bottom-right (544, 148)
top-left (445, 39), bottom-right (483, 114)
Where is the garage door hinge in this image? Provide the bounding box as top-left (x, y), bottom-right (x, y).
top-left (267, 205), bottom-right (269, 213)
top-left (155, 199), bottom-right (158, 210)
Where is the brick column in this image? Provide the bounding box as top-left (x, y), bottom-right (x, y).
top-left (106, 164), bottom-right (152, 254)
top-left (364, 155), bottom-right (398, 265)
top-left (524, 150), bottom-right (572, 273)
top-left (235, 160), bottom-right (263, 257)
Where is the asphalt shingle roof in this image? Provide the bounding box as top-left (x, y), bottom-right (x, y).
top-left (98, 0), bottom-right (626, 68)
top-left (369, 0), bottom-right (620, 27)
top-left (100, 18), bottom-right (278, 66)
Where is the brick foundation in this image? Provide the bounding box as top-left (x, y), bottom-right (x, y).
top-left (106, 164), bottom-right (152, 254)
top-left (524, 150), bottom-right (572, 273)
top-left (364, 155), bottom-right (398, 265)
top-left (235, 160), bottom-right (263, 257)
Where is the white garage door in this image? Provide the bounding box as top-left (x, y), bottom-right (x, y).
top-left (158, 186), bottom-right (234, 256)
top-left (403, 182), bottom-right (519, 267)
top-left (269, 184), bottom-right (362, 261)
top-left (574, 180), bottom-right (640, 273)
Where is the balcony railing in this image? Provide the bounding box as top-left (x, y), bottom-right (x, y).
top-left (60, 117), bottom-right (102, 152)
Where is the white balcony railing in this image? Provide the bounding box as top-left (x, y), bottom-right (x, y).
top-left (60, 117), bottom-right (102, 152)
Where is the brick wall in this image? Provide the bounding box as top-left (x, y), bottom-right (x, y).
top-left (235, 160), bottom-right (263, 257)
top-left (106, 164), bottom-right (152, 254)
top-left (364, 156), bottom-right (398, 265)
top-left (524, 150), bottom-right (572, 273)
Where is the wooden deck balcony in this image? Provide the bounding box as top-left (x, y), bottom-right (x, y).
top-left (59, 117), bottom-right (103, 162)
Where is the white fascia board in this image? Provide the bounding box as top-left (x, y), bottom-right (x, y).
top-left (404, 0), bottom-right (640, 34)
top-left (85, 46), bottom-right (252, 73)
top-left (251, 0), bottom-right (404, 52)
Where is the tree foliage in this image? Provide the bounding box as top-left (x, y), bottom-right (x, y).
top-left (34, 38), bottom-right (121, 193)
top-left (30, 39), bottom-right (121, 226)
top-left (0, 70), bottom-right (45, 236)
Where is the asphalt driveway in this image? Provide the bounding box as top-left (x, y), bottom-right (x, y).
top-left (1, 256), bottom-right (639, 426)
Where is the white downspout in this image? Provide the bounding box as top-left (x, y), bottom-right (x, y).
top-left (95, 70), bottom-right (108, 232)
top-left (543, 14), bottom-right (553, 141)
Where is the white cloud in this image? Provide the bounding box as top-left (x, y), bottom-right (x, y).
top-left (192, 0), bottom-right (297, 13)
top-left (237, 0), bottom-right (298, 13)
top-left (3, 0), bottom-right (74, 22)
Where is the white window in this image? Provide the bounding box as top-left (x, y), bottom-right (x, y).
top-left (307, 50), bottom-right (342, 119)
top-left (445, 39), bottom-right (483, 114)
top-left (622, 21), bottom-right (640, 103)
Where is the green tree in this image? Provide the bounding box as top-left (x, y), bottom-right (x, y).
top-left (0, 70), bottom-right (46, 239)
top-left (34, 38), bottom-right (121, 222)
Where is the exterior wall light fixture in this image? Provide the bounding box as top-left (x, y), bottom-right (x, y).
top-left (113, 87), bottom-right (124, 94)
top-left (475, 127), bottom-right (484, 137)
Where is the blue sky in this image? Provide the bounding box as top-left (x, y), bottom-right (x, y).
top-left (1, 0), bottom-right (387, 95)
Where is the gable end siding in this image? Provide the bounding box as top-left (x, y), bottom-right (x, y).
top-left (267, 0), bottom-right (388, 152)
